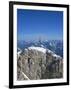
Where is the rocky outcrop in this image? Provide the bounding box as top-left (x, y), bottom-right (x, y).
top-left (17, 46), bottom-right (63, 80)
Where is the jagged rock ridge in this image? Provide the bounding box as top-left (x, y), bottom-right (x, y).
top-left (17, 46), bottom-right (63, 80)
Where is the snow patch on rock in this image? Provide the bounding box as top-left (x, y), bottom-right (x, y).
top-left (28, 46), bottom-right (46, 53)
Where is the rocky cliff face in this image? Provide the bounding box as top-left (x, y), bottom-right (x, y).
top-left (17, 46), bottom-right (63, 80)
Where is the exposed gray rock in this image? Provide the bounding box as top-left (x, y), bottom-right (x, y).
top-left (17, 46), bottom-right (63, 80)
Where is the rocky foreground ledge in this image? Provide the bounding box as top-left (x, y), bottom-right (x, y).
top-left (17, 46), bottom-right (63, 80)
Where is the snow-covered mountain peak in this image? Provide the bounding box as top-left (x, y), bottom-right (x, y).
top-left (28, 46), bottom-right (62, 60)
top-left (28, 46), bottom-right (46, 53)
top-left (17, 46), bottom-right (62, 60)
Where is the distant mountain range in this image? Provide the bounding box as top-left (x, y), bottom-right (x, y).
top-left (17, 40), bottom-right (63, 57)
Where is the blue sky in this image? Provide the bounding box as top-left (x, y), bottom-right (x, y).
top-left (17, 9), bottom-right (63, 41)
